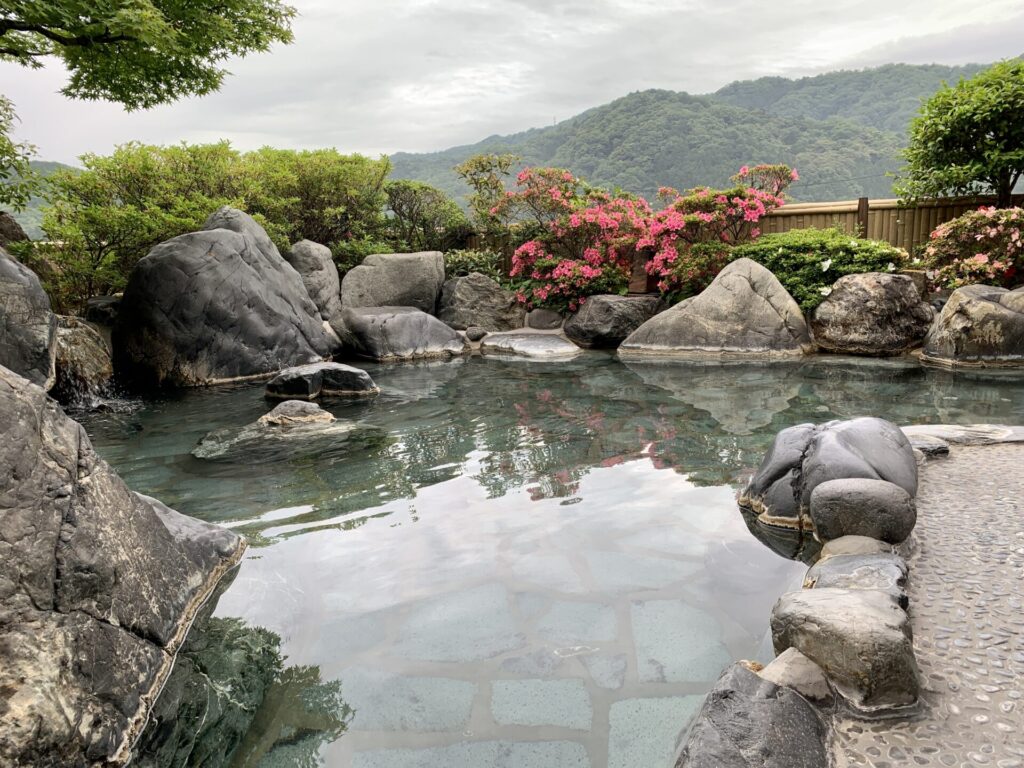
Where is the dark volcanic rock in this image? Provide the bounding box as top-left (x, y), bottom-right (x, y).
top-left (340, 306), bottom-right (467, 361)
top-left (676, 663), bottom-right (828, 768)
top-left (620, 259), bottom-right (813, 357)
top-left (0, 211), bottom-right (29, 247)
top-left (809, 478), bottom-right (917, 544)
top-left (0, 364), bottom-right (245, 767)
top-left (53, 316), bottom-right (114, 407)
top-left (286, 240), bottom-right (344, 334)
top-left (438, 272), bottom-right (525, 331)
top-left (265, 362), bottom-right (378, 400)
top-left (0, 247), bottom-right (56, 388)
top-left (771, 588), bottom-right (919, 711)
top-left (113, 208), bottom-right (331, 388)
top-left (922, 284), bottom-right (1024, 367)
top-left (811, 273), bottom-right (934, 355)
top-left (526, 308), bottom-right (564, 330)
top-left (84, 295), bottom-right (122, 326)
top-left (739, 417), bottom-right (917, 528)
top-left (341, 251), bottom-right (445, 314)
top-left (564, 294), bottom-right (663, 348)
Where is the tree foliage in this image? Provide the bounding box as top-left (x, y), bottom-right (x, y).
top-left (384, 179), bottom-right (471, 252)
top-left (0, 0), bottom-right (296, 109)
top-left (0, 95), bottom-right (39, 210)
top-left (896, 60), bottom-right (1024, 207)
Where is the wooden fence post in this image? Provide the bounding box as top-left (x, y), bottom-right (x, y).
top-left (857, 197), bottom-right (869, 237)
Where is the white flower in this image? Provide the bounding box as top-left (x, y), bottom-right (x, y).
top-left (849, 240), bottom-right (858, 248)
top-left (886, 262), bottom-right (896, 272)
top-left (819, 286), bottom-right (833, 297)
top-left (912, 257), bottom-right (922, 265)
top-left (819, 258), bottom-right (832, 272)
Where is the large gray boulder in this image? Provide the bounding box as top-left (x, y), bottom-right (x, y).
top-left (922, 284), bottom-right (1024, 367)
top-left (676, 663), bottom-right (828, 768)
top-left (0, 364), bottom-right (245, 767)
top-left (739, 417), bottom-right (917, 529)
top-left (341, 252), bottom-right (445, 314)
top-left (437, 272), bottom-right (525, 331)
top-left (771, 588), bottom-right (919, 711)
top-left (564, 294), bottom-right (663, 349)
top-left (811, 273), bottom-right (934, 355)
top-left (809, 478), bottom-right (916, 544)
top-left (620, 259), bottom-right (813, 356)
top-left (0, 247), bottom-right (56, 389)
top-left (285, 240), bottom-right (344, 334)
top-left (340, 306), bottom-right (467, 361)
top-left (52, 316), bottom-right (114, 408)
top-left (114, 208), bottom-right (331, 388)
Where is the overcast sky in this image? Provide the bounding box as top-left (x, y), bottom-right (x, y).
top-left (1, 0), bottom-right (1022, 165)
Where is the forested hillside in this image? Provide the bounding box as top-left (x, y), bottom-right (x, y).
top-left (7, 160), bottom-right (78, 238)
top-left (392, 63), bottom-right (989, 204)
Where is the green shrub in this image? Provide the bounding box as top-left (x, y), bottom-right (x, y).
top-left (731, 228), bottom-right (908, 312)
top-left (443, 249), bottom-right (506, 281)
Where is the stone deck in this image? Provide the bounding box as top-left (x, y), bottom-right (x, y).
top-left (834, 443), bottom-right (1024, 767)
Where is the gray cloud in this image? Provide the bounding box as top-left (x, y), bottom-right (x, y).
top-left (0, 0), bottom-right (1018, 165)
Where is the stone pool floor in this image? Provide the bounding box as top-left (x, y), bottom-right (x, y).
top-left (834, 443), bottom-right (1024, 767)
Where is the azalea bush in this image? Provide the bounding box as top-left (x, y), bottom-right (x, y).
top-left (923, 207), bottom-right (1023, 290)
top-left (645, 164), bottom-right (796, 298)
top-left (731, 227), bottom-right (909, 312)
top-left (499, 164), bottom-right (796, 312)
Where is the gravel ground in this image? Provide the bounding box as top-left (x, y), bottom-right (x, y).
top-left (834, 444), bottom-right (1024, 767)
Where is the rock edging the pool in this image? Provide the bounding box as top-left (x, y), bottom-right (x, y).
top-left (0, 363), bottom-right (245, 767)
top-left (677, 419), bottom-right (1024, 767)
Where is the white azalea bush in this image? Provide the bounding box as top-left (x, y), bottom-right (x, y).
top-left (730, 227), bottom-right (909, 312)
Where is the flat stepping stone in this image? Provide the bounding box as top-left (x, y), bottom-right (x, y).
top-left (480, 332), bottom-right (582, 359)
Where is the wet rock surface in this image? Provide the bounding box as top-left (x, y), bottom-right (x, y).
top-left (771, 588), bottom-right (920, 711)
top-left (804, 552), bottom-right (909, 609)
top-left (811, 273), bottom-right (934, 356)
top-left (620, 259), bottom-right (813, 357)
top-left (438, 272), bottom-right (525, 331)
top-left (52, 316), bottom-right (114, 407)
top-left (0, 364), bottom-right (244, 767)
top-left (265, 362), bottom-right (378, 400)
top-left (114, 208), bottom-right (330, 387)
top-left (809, 478), bottom-right (917, 544)
top-left (340, 306), bottom-right (467, 361)
top-left (0, 247), bottom-right (56, 388)
top-left (480, 331), bottom-right (583, 359)
top-left (922, 284), bottom-right (1024, 368)
top-left (676, 663), bottom-right (829, 768)
top-left (341, 252), bottom-right (446, 314)
top-left (564, 294), bottom-right (663, 349)
top-left (834, 443), bottom-right (1024, 766)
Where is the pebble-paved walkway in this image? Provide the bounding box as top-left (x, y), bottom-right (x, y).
top-left (834, 444), bottom-right (1024, 767)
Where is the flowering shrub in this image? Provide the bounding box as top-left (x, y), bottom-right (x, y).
top-left (731, 228), bottom-right (909, 312)
top-left (924, 207), bottom-right (1023, 290)
top-left (644, 165), bottom-right (796, 297)
top-left (500, 164), bottom-right (795, 311)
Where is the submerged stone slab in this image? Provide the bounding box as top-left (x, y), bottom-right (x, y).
top-left (343, 668), bottom-right (475, 732)
top-left (632, 600), bottom-right (731, 683)
top-left (536, 601), bottom-right (617, 646)
top-left (352, 740), bottom-right (591, 768)
top-left (608, 696), bottom-right (703, 768)
top-left (676, 663), bottom-right (829, 768)
top-left (0, 364), bottom-right (244, 767)
top-left (771, 588), bottom-right (919, 711)
top-left (582, 653), bottom-right (627, 690)
top-left (480, 332), bottom-right (582, 359)
top-left (586, 550), bottom-right (701, 593)
top-left (265, 362), bottom-right (378, 400)
top-left (392, 583), bottom-right (525, 662)
top-left (809, 478), bottom-right (916, 543)
top-left (620, 259), bottom-right (813, 357)
top-left (803, 552), bottom-right (909, 608)
top-left (491, 679), bottom-right (592, 729)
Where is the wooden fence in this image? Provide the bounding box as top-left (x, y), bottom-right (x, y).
top-left (761, 194), bottom-right (1024, 255)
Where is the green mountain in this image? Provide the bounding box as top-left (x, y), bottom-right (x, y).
top-left (391, 63), bottom-right (989, 205)
top-left (8, 160), bottom-right (78, 239)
